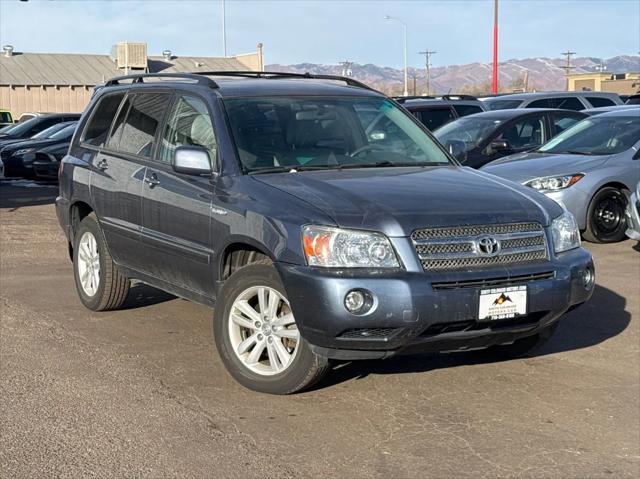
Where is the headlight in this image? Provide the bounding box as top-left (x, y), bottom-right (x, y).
top-left (525, 174), bottom-right (584, 192)
top-left (551, 211), bottom-right (581, 253)
top-left (302, 225), bottom-right (400, 268)
top-left (14, 147), bottom-right (36, 156)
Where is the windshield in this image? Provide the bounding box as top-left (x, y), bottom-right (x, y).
top-left (539, 115), bottom-right (640, 155)
top-left (484, 98), bottom-right (523, 110)
top-left (0, 117), bottom-right (40, 137)
top-left (31, 122), bottom-right (70, 139)
top-left (433, 116), bottom-right (502, 153)
top-left (223, 96), bottom-right (451, 173)
top-left (49, 123), bottom-right (77, 140)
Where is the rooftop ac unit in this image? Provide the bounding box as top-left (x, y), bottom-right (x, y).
top-left (111, 42), bottom-right (148, 70)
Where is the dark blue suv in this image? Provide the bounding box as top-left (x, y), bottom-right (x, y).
top-left (56, 72), bottom-right (595, 394)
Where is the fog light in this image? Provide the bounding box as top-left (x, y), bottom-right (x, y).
top-left (582, 267), bottom-right (595, 290)
top-left (344, 289), bottom-right (374, 315)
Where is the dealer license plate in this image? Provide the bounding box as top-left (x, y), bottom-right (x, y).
top-left (478, 285), bottom-right (527, 320)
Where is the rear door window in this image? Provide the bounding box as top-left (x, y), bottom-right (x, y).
top-left (550, 97), bottom-right (585, 111)
top-left (82, 93), bottom-right (125, 146)
top-left (109, 93), bottom-right (171, 158)
top-left (586, 97), bottom-right (615, 108)
top-left (452, 104), bottom-right (483, 117)
top-left (526, 98), bottom-right (552, 108)
top-left (417, 107), bottom-right (456, 130)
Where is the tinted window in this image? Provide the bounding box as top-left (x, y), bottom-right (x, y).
top-left (107, 96), bottom-right (132, 149)
top-left (31, 122), bottom-right (71, 139)
top-left (484, 98), bottom-right (523, 110)
top-left (551, 114), bottom-right (582, 134)
top-left (434, 117), bottom-right (502, 153)
top-left (551, 97), bottom-right (584, 111)
top-left (83, 93), bottom-right (125, 146)
top-left (586, 97), bottom-right (615, 108)
top-left (526, 98), bottom-right (551, 108)
top-left (112, 93), bottom-right (170, 158)
top-left (452, 104), bottom-right (483, 117)
top-left (49, 123), bottom-right (77, 140)
top-left (0, 112), bottom-right (11, 123)
top-left (159, 95), bottom-right (217, 166)
top-left (497, 116), bottom-right (545, 149)
top-left (417, 108), bottom-right (456, 130)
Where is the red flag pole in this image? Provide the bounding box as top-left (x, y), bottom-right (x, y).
top-left (492, 0), bottom-right (499, 94)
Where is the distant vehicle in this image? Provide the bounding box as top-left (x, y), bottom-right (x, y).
top-left (0, 109), bottom-right (13, 128)
top-left (394, 95), bottom-right (486, 131)
top-left (582, 105), bottom-right (640, 116)
top-left (482, 110), bottom-right (640, 243)
top-left (433, 108), bottom-right (587, 168)
top-left (625, 94), bottom-right (640, 105)
top-left (482, 92), bottom-right (622, 111)
top-left (625, 182), bottom-right (640, 242)
top-left (17, 112), bottom-right (57, 123)
top-left (0, 113), bottom-right (80, 146)
top-left (0, 121), bottom-right (77, 178)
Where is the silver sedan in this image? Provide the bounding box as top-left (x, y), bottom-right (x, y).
top-left (482, 109), bottom-right (640, 243)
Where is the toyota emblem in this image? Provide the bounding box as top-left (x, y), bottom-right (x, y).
top-left (476, 236), bottom-right (501, 257)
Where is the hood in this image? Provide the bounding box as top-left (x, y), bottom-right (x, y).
top-left (481, 152), bottom-right (609, 184)
top-left (254, 166), bottom-right (562, 237)
top-left (0, 138), bottom-right (27, 149)
top-left (1, 138), bottom-right (60, 154)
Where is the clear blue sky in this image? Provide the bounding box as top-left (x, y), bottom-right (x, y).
top-left (0, 0), bottom-right (638, 67)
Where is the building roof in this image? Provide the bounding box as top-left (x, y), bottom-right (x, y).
top-left (0, 52), bottom-right (248, 86)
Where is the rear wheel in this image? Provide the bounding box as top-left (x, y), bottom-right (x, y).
top-left (73, 213), bottom-right (130, 311)
top-left (583, 187), bottom-right (628, 243)
top-left (214, 261), bottom-right (330, 394)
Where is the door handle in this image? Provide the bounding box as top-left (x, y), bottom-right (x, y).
top-left (96, 159), bottom-right (109, 171)
top-left (144, 173), bottom-right (160, 188)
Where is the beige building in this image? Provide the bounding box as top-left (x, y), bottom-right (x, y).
top-left (567, 71), bottom-right (640, 96)
top-left (0, 42), bottom-right (264, 118)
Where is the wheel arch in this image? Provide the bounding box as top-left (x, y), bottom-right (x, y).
top-left (218, 239), bottom-right (275, 281)
top-left (68, 200), bottom-right (94, 259)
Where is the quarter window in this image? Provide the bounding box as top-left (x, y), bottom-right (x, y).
top-left (159, 95), bottom-right (217, 167)
top-left (452, 104), bottom-right (483, 117)
top-left (82, 93), bottom-right (125, 146)
top-left (586, 97), bottom-right (615, 108)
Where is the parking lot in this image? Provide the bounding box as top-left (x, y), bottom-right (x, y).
top-left (0, 181), bottom-right (637, 478)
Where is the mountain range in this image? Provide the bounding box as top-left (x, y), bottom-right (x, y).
top-left (266, 55), bottom-right (640, 95)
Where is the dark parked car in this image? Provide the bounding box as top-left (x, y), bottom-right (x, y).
top-left (56, 72), bottom-right (594, 394)
top-left (1, 121), bottom-right (77, 178)
top-left (482, 91), bottom-right (622, 111)
top-left (582, 104), bottom-right (640, 116)
top-left (433, 108), bottom-right (587, 168)
top-left (0, 113), bottom-right (79, 147)
top-left (625, 94), bottom-right (640, 105)
top-left (394, 95), bottom-right (486, 131)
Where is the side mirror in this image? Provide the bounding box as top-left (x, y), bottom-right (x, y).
top-left (490, 139), bottom-right (510, 152)
top-left (446, 139), bottom-right (466, 160)
top-left (172, 146), bottom-right (212, 176)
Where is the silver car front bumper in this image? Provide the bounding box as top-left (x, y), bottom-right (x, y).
top-left (625, 191), bottom-right (640, 241)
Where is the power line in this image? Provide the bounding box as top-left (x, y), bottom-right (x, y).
top-left (418, 50), bottom-right (436, 95)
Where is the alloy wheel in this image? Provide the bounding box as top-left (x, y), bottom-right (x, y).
top-left (77, 231), bottom-right (100, 296)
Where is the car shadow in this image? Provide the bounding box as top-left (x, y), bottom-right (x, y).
top-left (311, 283), bottom-right (631, 390)
top-left (0, 182), bottom-right (57, 209)
top-left (120, 282), bottom-right (176, 310)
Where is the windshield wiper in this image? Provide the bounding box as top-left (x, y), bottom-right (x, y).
top-left (562, 150), bottom-right (595, 156)
top-left (248, 165), bottom-right (330, 175)
top-left (337, 161), bottom-right (445, 169)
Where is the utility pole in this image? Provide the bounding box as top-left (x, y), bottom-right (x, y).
top-left (561, 50), bottom-right (576, 90)
top-left (339, 61), bottom-right (354, 77)
top-left (492, 0), bottom-right (499, 94)
top-left (221, 0), bottom-right (227, 57)
top-left (410, 70), bottom-right (418, 95)
top-left (418, 50), bottom-right (436, 96)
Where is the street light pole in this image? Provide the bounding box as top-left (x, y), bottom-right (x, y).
top-left (492, 0), bottom-right (499, 94)
top-left (222, 0), bottom-right (227, 57)
top-left (385, 15), bottom-right (408, 96)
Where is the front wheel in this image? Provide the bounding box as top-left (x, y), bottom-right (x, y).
top-left (214, 261), bottom-right (330, 394)
top-left (583, 187), bottom-right (628, 243)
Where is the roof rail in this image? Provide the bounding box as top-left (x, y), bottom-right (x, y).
top-left (191, 71), bottom-right (376, 91)
top-left (440, 94), bottom-right (478, 101)
top-left (392, 95), bottom-right (436, 103)
top-left (104, 72), bottom-right (219, 88)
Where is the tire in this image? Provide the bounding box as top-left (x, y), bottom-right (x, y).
top-left (583, 187), bottom-right (628, 243)
top-left (487, 321), bottom-right (559, 359)
top-left (214, 260), bottom-right (330, 394)
top-left (73, 213), bottom-right (130, 311)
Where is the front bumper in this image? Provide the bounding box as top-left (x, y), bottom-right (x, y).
top-left (625, 192), bottom-right (640, 241)
top-left (277, 247), bottom-right (594, 360)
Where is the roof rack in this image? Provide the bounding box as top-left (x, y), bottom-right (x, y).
top-left (192, 70), bottom-right (376, 91)
top-left (104, 72), bottom-right (219, 88)
top-left (103, 70), bottom-right (375, 92)
top-left (393, 94), bottom-right (478, 103)
top-left (440, 94), bottom-right (478, 101)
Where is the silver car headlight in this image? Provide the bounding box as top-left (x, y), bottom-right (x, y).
top-left (302, 225), bottom-right (400, 268)
top-left (551, 211), bottom-right (581, 253)
top-left (525, 174), bottom-right (584, 192)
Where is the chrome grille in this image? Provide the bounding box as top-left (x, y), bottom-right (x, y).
top-left (412, 222), bottom-right (549, 271)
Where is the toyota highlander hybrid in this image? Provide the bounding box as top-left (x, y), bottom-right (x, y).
top-left (56, 72), bottom-right (595, 394)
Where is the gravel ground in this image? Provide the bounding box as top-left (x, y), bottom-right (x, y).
top-left (1, 182), bottom-right (639, 478)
